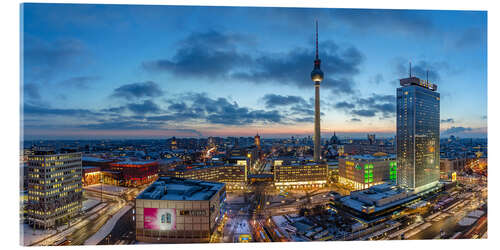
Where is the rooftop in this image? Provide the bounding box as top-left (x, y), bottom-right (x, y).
top-left (82, 156), bottom-right (112, 162)
top-left (112, 160), bottom-right (157, 166)
top-left (339, 183), bottom-right (416, 213)
top-left (136, 177), bottom-right (225, 201)
top-left (343, 154), bottom-right (396, 161)
top-left (168, 163), bottom-right (243, 172)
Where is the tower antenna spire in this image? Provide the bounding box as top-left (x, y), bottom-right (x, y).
top-left (315, 20), bottom-right (319, 60)
top-left (409, 62), bottom-right (412, 77)
top-left (426, 70), bottom-right (429, 83)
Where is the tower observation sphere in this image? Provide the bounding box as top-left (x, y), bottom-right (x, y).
top-left (311, 21), bottom-right (324, 84)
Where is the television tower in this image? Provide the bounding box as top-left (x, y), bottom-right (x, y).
top-left (311, 21), bottom-right (324, 163)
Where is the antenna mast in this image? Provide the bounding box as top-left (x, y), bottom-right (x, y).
top-left (315, 20), bottom-right (319, 60)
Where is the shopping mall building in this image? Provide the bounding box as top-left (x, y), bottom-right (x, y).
top-left (135, 177), bottom-right (226, 243)
top-left (338, 153), bottom-right (397, 191)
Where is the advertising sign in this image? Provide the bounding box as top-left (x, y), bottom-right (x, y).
top-left (144, 208), bottom-right (176, 230)
top-left (452, 172), bottom-right (457, 182)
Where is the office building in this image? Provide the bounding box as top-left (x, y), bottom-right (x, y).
top-left (161, 160), bottom-right (247, 190)
top-left (396, 72), bottom-right (440, 193)
top-left (26, 147), bottom-right (83, 229)
top-left (135, 177), bottom-right (226, 243)
top-left (273, 159), bottom-right (327, 189)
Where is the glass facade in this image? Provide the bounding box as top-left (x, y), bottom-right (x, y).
top-left (397, 81), bottom-right (440, 192)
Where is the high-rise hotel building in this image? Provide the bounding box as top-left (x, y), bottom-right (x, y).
top-left (26, 147), bottom-right (83, 229)
top-left (396, 75), bottom-right (440, 193)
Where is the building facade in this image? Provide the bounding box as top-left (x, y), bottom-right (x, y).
top-left (109, 161), bottom-right (159, 187)
top-left (161, 161), bottom-right (247, 190)
top-left (338, 154), bottom-right (397, 190)
top-left (440, 157), bottom-right (466, 180)
top-left (135, 177), bottom-right (226, 243)
top-left (273, 161), bottom-right (327, 189)
top-left (26, 148), bottom-right (83, 229)
top-left (397, 76), bottom-right (440, 193)
top-left (327, 161), bottom-right (339, 184)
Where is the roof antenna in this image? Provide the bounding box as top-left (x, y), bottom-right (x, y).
top-left (426, 70), bottom-right (429, 83)
top-left (315, 20), bottom-right (319, 60)
top-left (409, 62), bottom-right (412, 78)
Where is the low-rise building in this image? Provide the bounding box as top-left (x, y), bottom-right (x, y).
top-left (135, 177), bottom-right (226, 243)
top-left (335, 183), bottom-right (418, 223)
top-left (109, 160), bottom-right (159, 187)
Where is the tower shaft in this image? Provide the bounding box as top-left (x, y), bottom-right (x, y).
top-left (314, 84), bottom-right (321, 162)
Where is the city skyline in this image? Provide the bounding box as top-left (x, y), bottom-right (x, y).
top-left (18, 3), bottom-right (489, 246)
top-left (21, 4), bottom-right (487, 139)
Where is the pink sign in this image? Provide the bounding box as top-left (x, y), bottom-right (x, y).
top-left (144, 208), bottom-right (176, 230)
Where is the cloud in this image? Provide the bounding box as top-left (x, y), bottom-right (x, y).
top-left (262, 8), bottom-right (435, 37)
top-left (80, 120), bottom-right (161, 130)
top-left (23, 35), bottom-right (88, 80)
top-left (334, 101), bottom-right (355, 109)
top-left (482, 115), bottom-right (487, 120)
top-left (143, 30), bottom-right (253, 79)
top-left (294, 117), bottom-right (314, 123)
top-left (233, 41), bottom-right (362, 95)
top-left (79, 119), bottom-right (203, 136)
top-left (441, 118), bottom-right (455, 123)
top-left (455, 27), bottom-right (485, 49)
top-left (443, 126), bottom-right (473, 134)
top-left (23, 83), bottom-right (41, 100)
top-left (190, 93), bottom-right (284, 125)
top-left (394, 58), bottom-right (450, 82)
top-left (101, 106), bottom-right (127, 114)
top-left (143, 31), bottom-right (363, 95)
top-left (260, 94), bottom-right (317, 121)
top-left (23, 103), bottom-right (100, 117)
top-left (111, 81), bottom-right (164, 99)
top-left (330, 9), bottom-right (435, 36)
top-left (350, 118), bottom-right (361, 122)
top-left (149, 93), bottom-right (291, 126)
top-left (126, 100), bottom-right (162, 114)
top-left (262, 94), bottom-right (308, 108)
top-left (352, 109), bottom-right (376, 117)
top-left (58, 76), bottom-right (100, 89)
top-left (370, 74), bottom-right (384, 84)
top-left (335, 94), bottom-right (395, 118)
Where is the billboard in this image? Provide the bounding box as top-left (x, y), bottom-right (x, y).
top-left (144, 208), bottom-right (176, 230)
top-left (452, 172), bottom-right (457, 182)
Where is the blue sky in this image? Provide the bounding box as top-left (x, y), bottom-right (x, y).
top-left (21, 4), bottom-right (487, 139)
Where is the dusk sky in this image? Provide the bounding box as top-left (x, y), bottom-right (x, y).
top-left (21, 3), bottom-right (487, 139)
